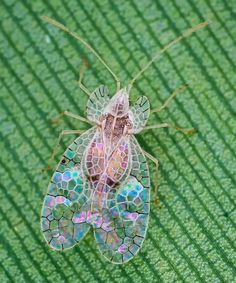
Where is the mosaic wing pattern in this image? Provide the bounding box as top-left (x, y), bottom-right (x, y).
top-left (129, 96), bottom-right (150, 134)
top-left (94, 136), bottom-right (150, 264)
top-left (41, 127), bottom-right (96, 250)
top-left (86, 85), bottom-right (110, 123)
top-left (90, 135), bottom-right (131, 212)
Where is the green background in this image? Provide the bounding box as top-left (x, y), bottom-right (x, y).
top-left (0, 0), bottom-right (235, 282)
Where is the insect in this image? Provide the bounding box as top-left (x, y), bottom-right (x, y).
top-left (41, 16), bottom-right (208, 264)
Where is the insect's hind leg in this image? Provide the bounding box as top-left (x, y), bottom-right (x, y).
top-left (150, 84), bottom-right (188, 114)
top-left (143, 150), bottom-right (160, 207)
top-left (43, 129), bottom-right (84, 171)
top-left (143, 123), bottom-right (196, 134)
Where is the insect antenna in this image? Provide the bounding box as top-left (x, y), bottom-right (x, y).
top-left (127, 21), bottom-right (210, 92)
top-left (42, 16), bottom-right (121, 91)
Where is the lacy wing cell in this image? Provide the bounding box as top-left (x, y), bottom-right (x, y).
top-left (94, 136), bottom-right (150, 264)
top-left (129, 96), bottom-right (150, 134)
top-left (86, 85), bottom-right (110, 123)
top-left (41, 127), bottom-right (96, 250)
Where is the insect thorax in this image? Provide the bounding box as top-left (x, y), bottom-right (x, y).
top-left (102, 113), bottom-right (132, 140)
top-left (96, 88), bottom-right (132, 151)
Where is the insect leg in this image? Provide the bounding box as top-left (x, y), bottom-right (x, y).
top-left (142, 150), bottom-right (159, 206)
top-left (44, 129), bottom-right (84, 170)
top-left (150, 84), bottom-right (188, 114)
top-left (51, 110), bottom-right (94, 125)
top-left (144, 123), bottom-right (196, 134)
top-left (42, 16), bottom-right (121, 91)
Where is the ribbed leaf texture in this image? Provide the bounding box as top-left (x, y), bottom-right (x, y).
top-left (0, 0), bottom-right (235, 282)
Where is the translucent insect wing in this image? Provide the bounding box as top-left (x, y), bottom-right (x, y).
top-left (41, 127), bottom-right (97, 250)
top-left (86, 85), bottom-right (110, 123)
top-left (129, 96), bottom-right (150, 133)
top-left (94, 136), bottom-right (150, 264)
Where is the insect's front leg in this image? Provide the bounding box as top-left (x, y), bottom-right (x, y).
top-left (144, 123), bottom-right (196, 134)
top-left (142, 150), bottom-right (160, 207)
top-left (43, 129), bottom-right (84, 171)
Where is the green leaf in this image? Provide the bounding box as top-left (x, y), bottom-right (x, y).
top-left (0, 0), bottom-right (235, 282)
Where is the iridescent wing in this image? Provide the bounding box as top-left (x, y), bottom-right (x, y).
top-left (83, 129), bottom-right (105, 177)
top-left (90, 135), bottom-right (131, 212)
top-left (86, 85), bottom-right (110, 123)
top-left (129, 96), bottom-right (150, 133)
top-left (41, 127), bottom-right (97, 250)
top-left (94, 136), bottom-right (150, 263)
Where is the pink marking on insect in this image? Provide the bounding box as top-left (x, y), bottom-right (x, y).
top-left (56, 196), bottom-right (65, 204)
top-left (95, 217), bottom-right (103, 227)
top-left (97, 143), bottom-right (104, 150)
top-left (72, 211), bottom-right (86, 223)
top-left (87, 211), bottom-right (100, 224)
top-left (63, 171), bottom-right (71, 181)
top-left (102, 222), bottom-right (113, 232)
top-left (58, 235), bottom-right (65, 241)
top-left (121, 162), bottom-right (127, 169)
top-left (126, 212), bottom-right (139, 221)
top-left (118, 244), bottom-right (128, 254)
